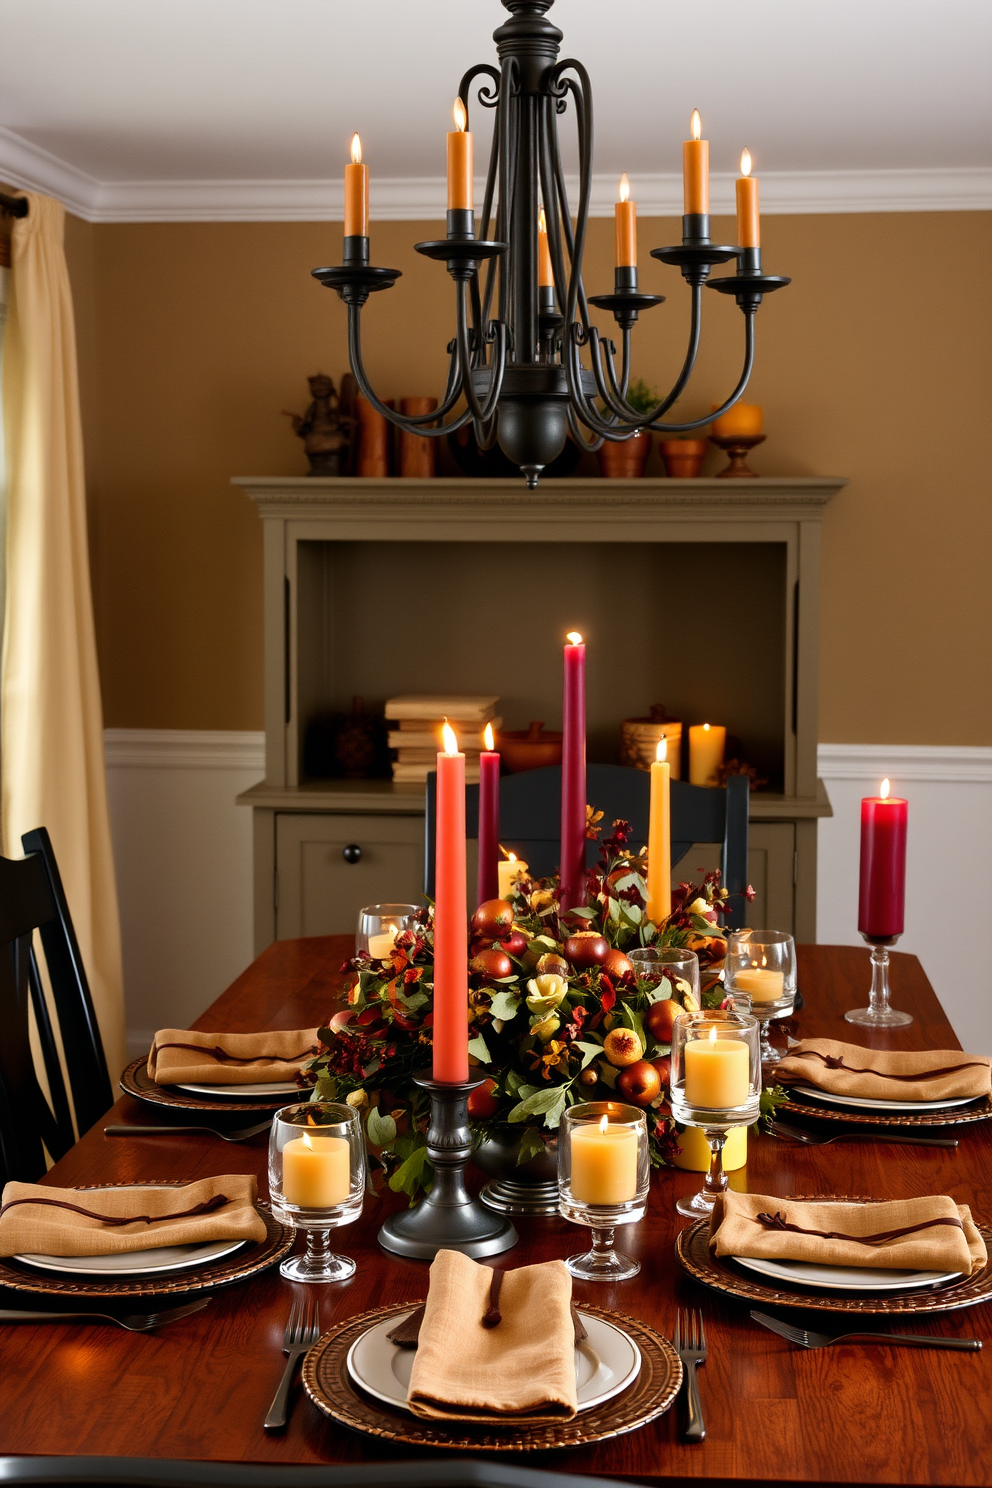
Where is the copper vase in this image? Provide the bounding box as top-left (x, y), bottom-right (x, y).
top-left (355, 395), bottom-right (392, 477)
top-left (398, 397), bottom-right (438, 477)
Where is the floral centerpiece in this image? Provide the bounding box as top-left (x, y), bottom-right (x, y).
top-left (303, 816), bottom-right (776, 1201)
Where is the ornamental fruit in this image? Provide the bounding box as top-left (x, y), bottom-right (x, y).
top-left (502, 930), bottom-right (529, 959)
top-left (578, 1066), bottom-right (600, 1088)
top-left (650, 1054), bottom-right (671, 1091)
top-left (536, 952), bottom-right (570, 978)
top-left (467, 1078), bottom-right (500, 1120)
top-left (617, 1059), bottom-right (662, 1107)
top-left (601, 948), bottom-right (633, 980)
top-left (563, 932), bottom-right (609, 969)
top-left (603, 1026), bottom-right (642, 1067)
top-left (644, 998), bottom-right (682, 1044)
top-left (471, 899), bottom-right (515, 941)
top-left (469, 947), bottom-right (514, 981)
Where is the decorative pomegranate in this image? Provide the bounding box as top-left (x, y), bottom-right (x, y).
top-left (471, 899), bottom-right (515, 941)
top-left (502, 929), bottom-right (529, 958)
top-left (617, 1059), bottom-right (662, 1106)
top-left (601, 948), bottom-right (633, 980)
top-left (469, 947), bottom-right (514, 981)
top-left (644, 998), bottom-right (682, 1045)
top-left (467, 1078), bottom-right (500, 1119)
top-left (563, 932), bottom-right (609, 969)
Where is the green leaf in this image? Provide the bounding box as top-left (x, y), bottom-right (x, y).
top-left (541, 1086), bottom-right (570, 1129)
top-left (467, 1032), bottom-right (491, 1063)
top-left (507, 1085), bottom-right (569, 1123)
top-left (388, 1142), bottom-right (429, 1200)
top-left (366, 1107), bottom-right (397, 1148)
top-left (759, 1083), bottom-right (788, 1124)
top-left (313, 1071), bottom-right (338, 1102)
top-left (505, 1069), bottom-right (524, 1096)
top-left (515, 1126), bottom-right (547, 1166)
top-left (567, 906), bottom-right (597, 920)
top-left (597, 1062), bottom-right (618, 1089)
top-left (574, 1040), bottom-right (605, 1071)
top-left (489, 989), bottom-right (521, 1022)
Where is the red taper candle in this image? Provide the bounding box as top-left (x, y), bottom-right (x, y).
top-left (858, 778), bottom-right (908, 940)
top-left (433, 722), bottom-right (469, 1082)
top-left (477, 722), bottom-right (500, 907)
top-left (559, 631), bottom-right (587, 911)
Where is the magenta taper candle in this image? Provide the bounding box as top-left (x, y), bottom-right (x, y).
top-left (477, 722), bottom-right (500, 908)
top-left (559, 631), bottom-right (587, 911)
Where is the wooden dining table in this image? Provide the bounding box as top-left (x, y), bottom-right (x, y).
top-left (1, 940), bottom-right (989, 1486)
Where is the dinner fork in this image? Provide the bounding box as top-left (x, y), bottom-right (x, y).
top-left (104, 1121), bottom-right (272, 1143)
top-left (673, 1307), bottom-right (706, 1442)
top-left (0, 1299), bottom-right (210, 1331)
top-left (750, 1311), bottom-right (982, 1351)
top-left (766, 1119), bottom-right (958, 1149)
top-left (263, 1292), bottom-right (322, 1431)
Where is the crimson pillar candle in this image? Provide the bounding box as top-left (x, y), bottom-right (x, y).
top-left (433, 724), bottom-right (469, 1082)
top-left (858, 780), bottom-right (908, 940)
top-left (559, 631), bottom-right (587, 911)
top-left (476, 723), bottom-right (500, 907)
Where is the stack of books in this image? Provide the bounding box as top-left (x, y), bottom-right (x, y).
top-left (385, 695), bottom-right (500, 783)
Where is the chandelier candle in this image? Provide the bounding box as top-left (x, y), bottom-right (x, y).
top-left (447, 98), bottom-right (473, 212)
top-left (859, 778), bottom-right (908, 940)
top-left (646, 737), bottom-right (671, 923)
top-left (538, 208), bottom-right (553, 287)
top-left (560, 631), bottom-right (587, 911)
top-left (344, 133), bottom-right (369, 241)
top-left (736, 149), bottom-right (760, 248)
top-left (433, 723), bottom-right (469, 1082)
top-left (683, 109), bottom-right (709, 217)
top-left (477, 723), bottom-right (500, 907)
top-left (615, 174), bottom-right (636, 268)
top-left (688, 722), bottom-right (726, 785)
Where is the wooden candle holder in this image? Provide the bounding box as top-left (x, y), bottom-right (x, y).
top-left (711, 433), bottom-right (766, 479)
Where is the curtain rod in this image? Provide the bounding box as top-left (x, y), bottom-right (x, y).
top-left (0, 191), bottom-right (29, 218)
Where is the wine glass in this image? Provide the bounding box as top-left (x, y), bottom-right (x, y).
top-left (557, 1102), bottom-right (649, 1281)
top-left (629, 945), bottom-right (700, 1003)
top-left (669, 1010), bottom-right (761, 1219)
top-left (724, 929), bottom-right (796, 1068)
top-left (355, 904), bottom-right (420, 962)
top-left (269, 1101), bottom-right (365, 1282)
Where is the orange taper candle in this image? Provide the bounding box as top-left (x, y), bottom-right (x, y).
top-left (736, 148), bottom-right (760, 247)
top-left (433, 721), bottom-right (469, 1083)
top-left (682, 109), bottom-right (709, 215)
top-left (538, 208), bottom-right (554, 287)
top-left (344, 133), bottom-right (368, 237)
top-left (447, 98), bottom-right (473, 211)
top-left (614, 173), bottom-right (636, 267)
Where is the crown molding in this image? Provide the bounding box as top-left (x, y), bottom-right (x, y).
top-left (818, 743), bottom-right (992, 785)
top-left (1, 127), bottom-right (990, 222)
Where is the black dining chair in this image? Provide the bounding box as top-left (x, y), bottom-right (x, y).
top-left (0, 1458), bottom-right (630, 1488)
top-left (425, 762), bottom-right (750, 927)
top-left (0, 827), bottom-right (114, 1185)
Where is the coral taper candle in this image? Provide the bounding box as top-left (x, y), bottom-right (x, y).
top-left (682, 109), bottom-right (709, 215)
top-left (736, 148), bottom-right (760, 248)
top-left (560, 631), bottom-right (587, 911)
top-left (646, 737), bottom-right (671, 923)
top-left (447, 97), bottom-right (473, 211)
top-left (615, 173), bottom-right (636, 267)
top-left (477, 723), bottom-right (500, 908)
top-left (344, 133), bottom-right (369, 238)
top-left (858, 778), bottom-right (908, 940)
top-left (538, 208), bottom-right (554, 287)
top-left (433, 722), bottom-right (469, 1082)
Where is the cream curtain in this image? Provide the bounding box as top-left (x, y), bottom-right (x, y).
top-left (1, 192), bottom-right (125, 1077)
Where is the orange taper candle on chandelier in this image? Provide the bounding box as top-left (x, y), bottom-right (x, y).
top-left (447, 98), bottom-right (473, 211)
top-left (344, 133), bottom-right (369, 238)
top-left (682, 109), bottom-right (709, 216)
top-left (614, 173), bottom-right (636, 267)
top-left (736, 148), bottom-right (760, 248)
top-left (538, 208), bottom-right (554, 287)
top-left (433, 721), bottom-right (469, 1083)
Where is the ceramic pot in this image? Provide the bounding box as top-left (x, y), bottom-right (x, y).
top-left (497, 721), bottom-right (563, 775)
top-left (473, 1125), bottom-right (559, 1215)
top-left (659, 438), bottom-right (707, 478)
top-left (596, 430), bottom-right (651, 478)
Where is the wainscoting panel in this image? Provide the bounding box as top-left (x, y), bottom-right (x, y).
top-left (104, 732), bottom-right (991, 1056)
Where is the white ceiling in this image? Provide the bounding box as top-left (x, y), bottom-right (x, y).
top-left (1, 0), bottom-right (989, 220)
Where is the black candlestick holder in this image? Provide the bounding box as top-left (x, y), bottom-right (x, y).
top-left (378, 1074), bottom-right (518, 1261)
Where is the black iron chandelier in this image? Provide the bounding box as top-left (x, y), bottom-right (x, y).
top-left (314, 0), bottom-right (789, 487)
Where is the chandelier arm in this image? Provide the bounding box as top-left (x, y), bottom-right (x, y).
top-left (565, 402), bottom-right (605, 453)
top-left (455, 282), bottom-right (507, 424)
top-left (346, 303), bottom-right (473, 435)
top-left (550, 61), bottom-right (594, 337)
top-left (591, 281), bottom-right (705, 427)
top-left (474, 412), bottom-right (501, 452)
top-left (564, 324), bottom-right (631, 442)
top-left (548, 108), bottom-right (589, 333)
top-left (496, 57), bottom-right (519, 331)
top-left (477, 101), bottom-right (503, 336)
top-left (537, 95), bottom-right (569, 310)
top-left (457, 64), bottom-right (501, 126)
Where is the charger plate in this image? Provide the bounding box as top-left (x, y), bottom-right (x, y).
top-left (121, 1056), bottom-right (299, 1115)
top-left (0, 1183), bottom-right (294, 1300)
top-left (676, 1200), bottom-right (992, 1316)
top-left (302, 1301), bottom-right (681, 1452)
top-left (776, 1088), bottom-right (992, 1129)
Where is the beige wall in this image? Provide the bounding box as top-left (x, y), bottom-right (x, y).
top-left (59, 209), bottom-right (991, 744)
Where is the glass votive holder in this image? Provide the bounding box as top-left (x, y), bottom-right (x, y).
top-left (268, 1102), bottom-right (365, 1283)
top-left (557, 1101), bottom-right (649, 1281)
top-left (355, 904), bottom-right (420, 962)
top-left (669, 1009), bottom-right (761, 1220)
top-left (629, 945), bottom-right (700, 1003)
top-left (724, 929), bottom-right (796, 1067)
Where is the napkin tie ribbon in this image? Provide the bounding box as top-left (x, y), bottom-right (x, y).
top-left (792, 1050), bottom-right (986, 1081)
top-left (151, 1040), bottom-right (316, 1066)
top-left (481, 1269), bottom-right (504, 1329)
top-left (0, 1193), bottom-right (232, 1226)
top-left (755, 1209), bottom-right (964, 1246)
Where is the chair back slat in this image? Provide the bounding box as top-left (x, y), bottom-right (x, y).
top-left (27, 943), bottom-right (77, 1144)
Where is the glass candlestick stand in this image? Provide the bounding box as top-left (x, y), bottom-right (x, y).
top-left (557, 1102), bottom-right (649, 1280)
top-left (268, 1102), bottom-right (365, 1282)
top-left (670, 1010), bottom-right (761, 1219)
top-left (844, 934), bottom-right (913, 1027)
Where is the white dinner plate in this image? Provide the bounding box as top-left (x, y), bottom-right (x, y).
top-left (733, 1253), bottom-right (963, 1293)
top-left (791, 1083), bottom-right (979, 1114)
top-left (176, 1079), bottom-right (300, 1098)
top-left (345, 1309), bottom-right (641, 1415)
top-left (15, 1238), bottom-right (245, 1277)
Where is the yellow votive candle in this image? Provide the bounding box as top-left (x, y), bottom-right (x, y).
top-left (367, 925), bottom-right (398, 960)
top-left (684, 1032), bottom-right (750, 1108)
top-left (733, 966), bottom-right (784, 1003)
top-left (282, 1131), bottom-right (351, 1207)
top-left (570, 1116), bottom-right (639, 1204)
top-left (688, 723), bottom-right (726, 785)
top-left (497, 854), bottom-right (528, 899)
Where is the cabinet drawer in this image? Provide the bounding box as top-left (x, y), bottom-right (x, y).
top-left (275, 814), bottom-right (425, 939)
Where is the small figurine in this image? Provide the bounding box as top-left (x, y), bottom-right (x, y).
top-left (283, 373), bottom-right (354, 476)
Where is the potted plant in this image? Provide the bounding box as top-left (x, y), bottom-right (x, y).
top-left (658, 435), bottom-right (708, 478)
top-left (596, 378), bottom-right (656, 478)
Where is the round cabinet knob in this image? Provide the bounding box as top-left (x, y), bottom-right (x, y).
top-left (342, 844), bottom-right (362, 864)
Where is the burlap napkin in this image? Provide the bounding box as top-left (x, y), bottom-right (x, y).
top-left (0, 1176), bottom-right (267, 1257)
top-left (407, 1249), bottom-right (578, 1423)
top-left (709, 1191), bottom-right (986, 1275)
top-left (774, 1038), bottom-right (991, 1103)
top-left (148, 1027), bottom-right (319, 1086)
